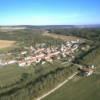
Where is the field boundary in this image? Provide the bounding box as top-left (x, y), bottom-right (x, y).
top-left (36, 72), bottom-right (78, 100)
top-left (0, 40), bottom-right (16, 49)
top-left (42, 31), bottom-right (80, 41)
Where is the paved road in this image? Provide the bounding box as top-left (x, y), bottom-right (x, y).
top-left (36, 72), bottom-right (78, 100)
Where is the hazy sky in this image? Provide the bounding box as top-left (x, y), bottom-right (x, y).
top-left (0, 0), bottom-right (100, 25)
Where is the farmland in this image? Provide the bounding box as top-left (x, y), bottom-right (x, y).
top-left (43, 74), bottom-right (100, 100)
top-left (0, 60), bottom-right (77, 100)
top-left (0, 64), bottom-right (34, 87)
top-left (0, 28), bottom-right (100, 100)
top-left (80, 47), bottom-right (100, 69)
top-left (0, 40), bottom-right (15, 49)
top-left (43, 42), bottom-right (100, 100)
top-left (43, 48), bottom-right (100, 100)
top-left (43, 31), bottom-right (81, 41)
top-left (0, 29), bottom-right (82, 100)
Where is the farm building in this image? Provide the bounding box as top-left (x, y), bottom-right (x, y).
top-left (78, 65), bottom-right (95, 76)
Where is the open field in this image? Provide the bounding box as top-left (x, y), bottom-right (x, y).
top-left (0, 60), bottom-right (74, 88)
top-left (43, 47), bottom-right (100, 100)
top-left (0, 64), bottom-right (34, 87)
top-left (80, 47), bottom-right (100, 71)
top-left (0, 40), bottom-right (16, 49)
top-left (42, 31), bottom-right (81, 41)
top-left (36, 72), bottom-right (78, 100)
top-left (0, 60), bottom-right (77, 100)
top-left (43, 74), bottom-right (100, 100)
top-left (0, 29), bottom-right (99, 100)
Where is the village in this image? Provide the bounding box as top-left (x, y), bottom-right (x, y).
top-left (0, 39), bottom-right (87, 67)
top-left (0, 38), bottom-right (94, 76)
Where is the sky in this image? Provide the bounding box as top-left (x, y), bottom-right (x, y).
top-left (0, 0), bottom-right (100, 25)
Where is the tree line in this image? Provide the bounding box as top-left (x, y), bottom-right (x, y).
top-left (0, 63), bottom-right (76, 100)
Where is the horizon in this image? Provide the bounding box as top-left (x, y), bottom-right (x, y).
top-left (0, 0), bottom-right (100, 25)
top-left (0, 24), bottom-right (100, 26)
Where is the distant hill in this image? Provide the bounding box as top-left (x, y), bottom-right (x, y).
top-left (0, 24), bottom-right (100, 30)
top-left (0, 26), bottom-right (27, 30)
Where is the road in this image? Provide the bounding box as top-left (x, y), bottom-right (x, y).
top-left (36, 72), bottom-right (78, 100)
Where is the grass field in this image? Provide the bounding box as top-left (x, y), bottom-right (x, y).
top-left (43, 47), bottom-right (100, 100)
top-left (0, 64), bottom-right (34, 87)
top-left (43, 31), bottom-right (81, 41)
top-left (0, 59), bottom-right (74, 88)
top-left (0, 40), bottom-right (16, 49)
top-left (43, 74), bottom-right (100, 100)
top-left (80, 47), bottom-right (100, 71)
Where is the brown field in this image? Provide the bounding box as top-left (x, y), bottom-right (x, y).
top-left (0, 40), bottom-right (16, 48)
top-left (43, 31), bottom-right (81, 41)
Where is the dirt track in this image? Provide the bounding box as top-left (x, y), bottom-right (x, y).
top-left (36, 72), bottom-right (78, 100)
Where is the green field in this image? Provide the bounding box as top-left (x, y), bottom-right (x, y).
top-left (0, 60), bottom-right (75, 87)
top-left (43, 74), bottom-right (100, 100)
top-left (0, 28), bottom-right (100, 100)
top-left (0, 60), bottom-right (77, 100)
top-left (0, 64), bottom-right (34, 87)
top-left (80, 47), bottom-right (100, 71)
top-left (43, 47), bottom-right (100, 100)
